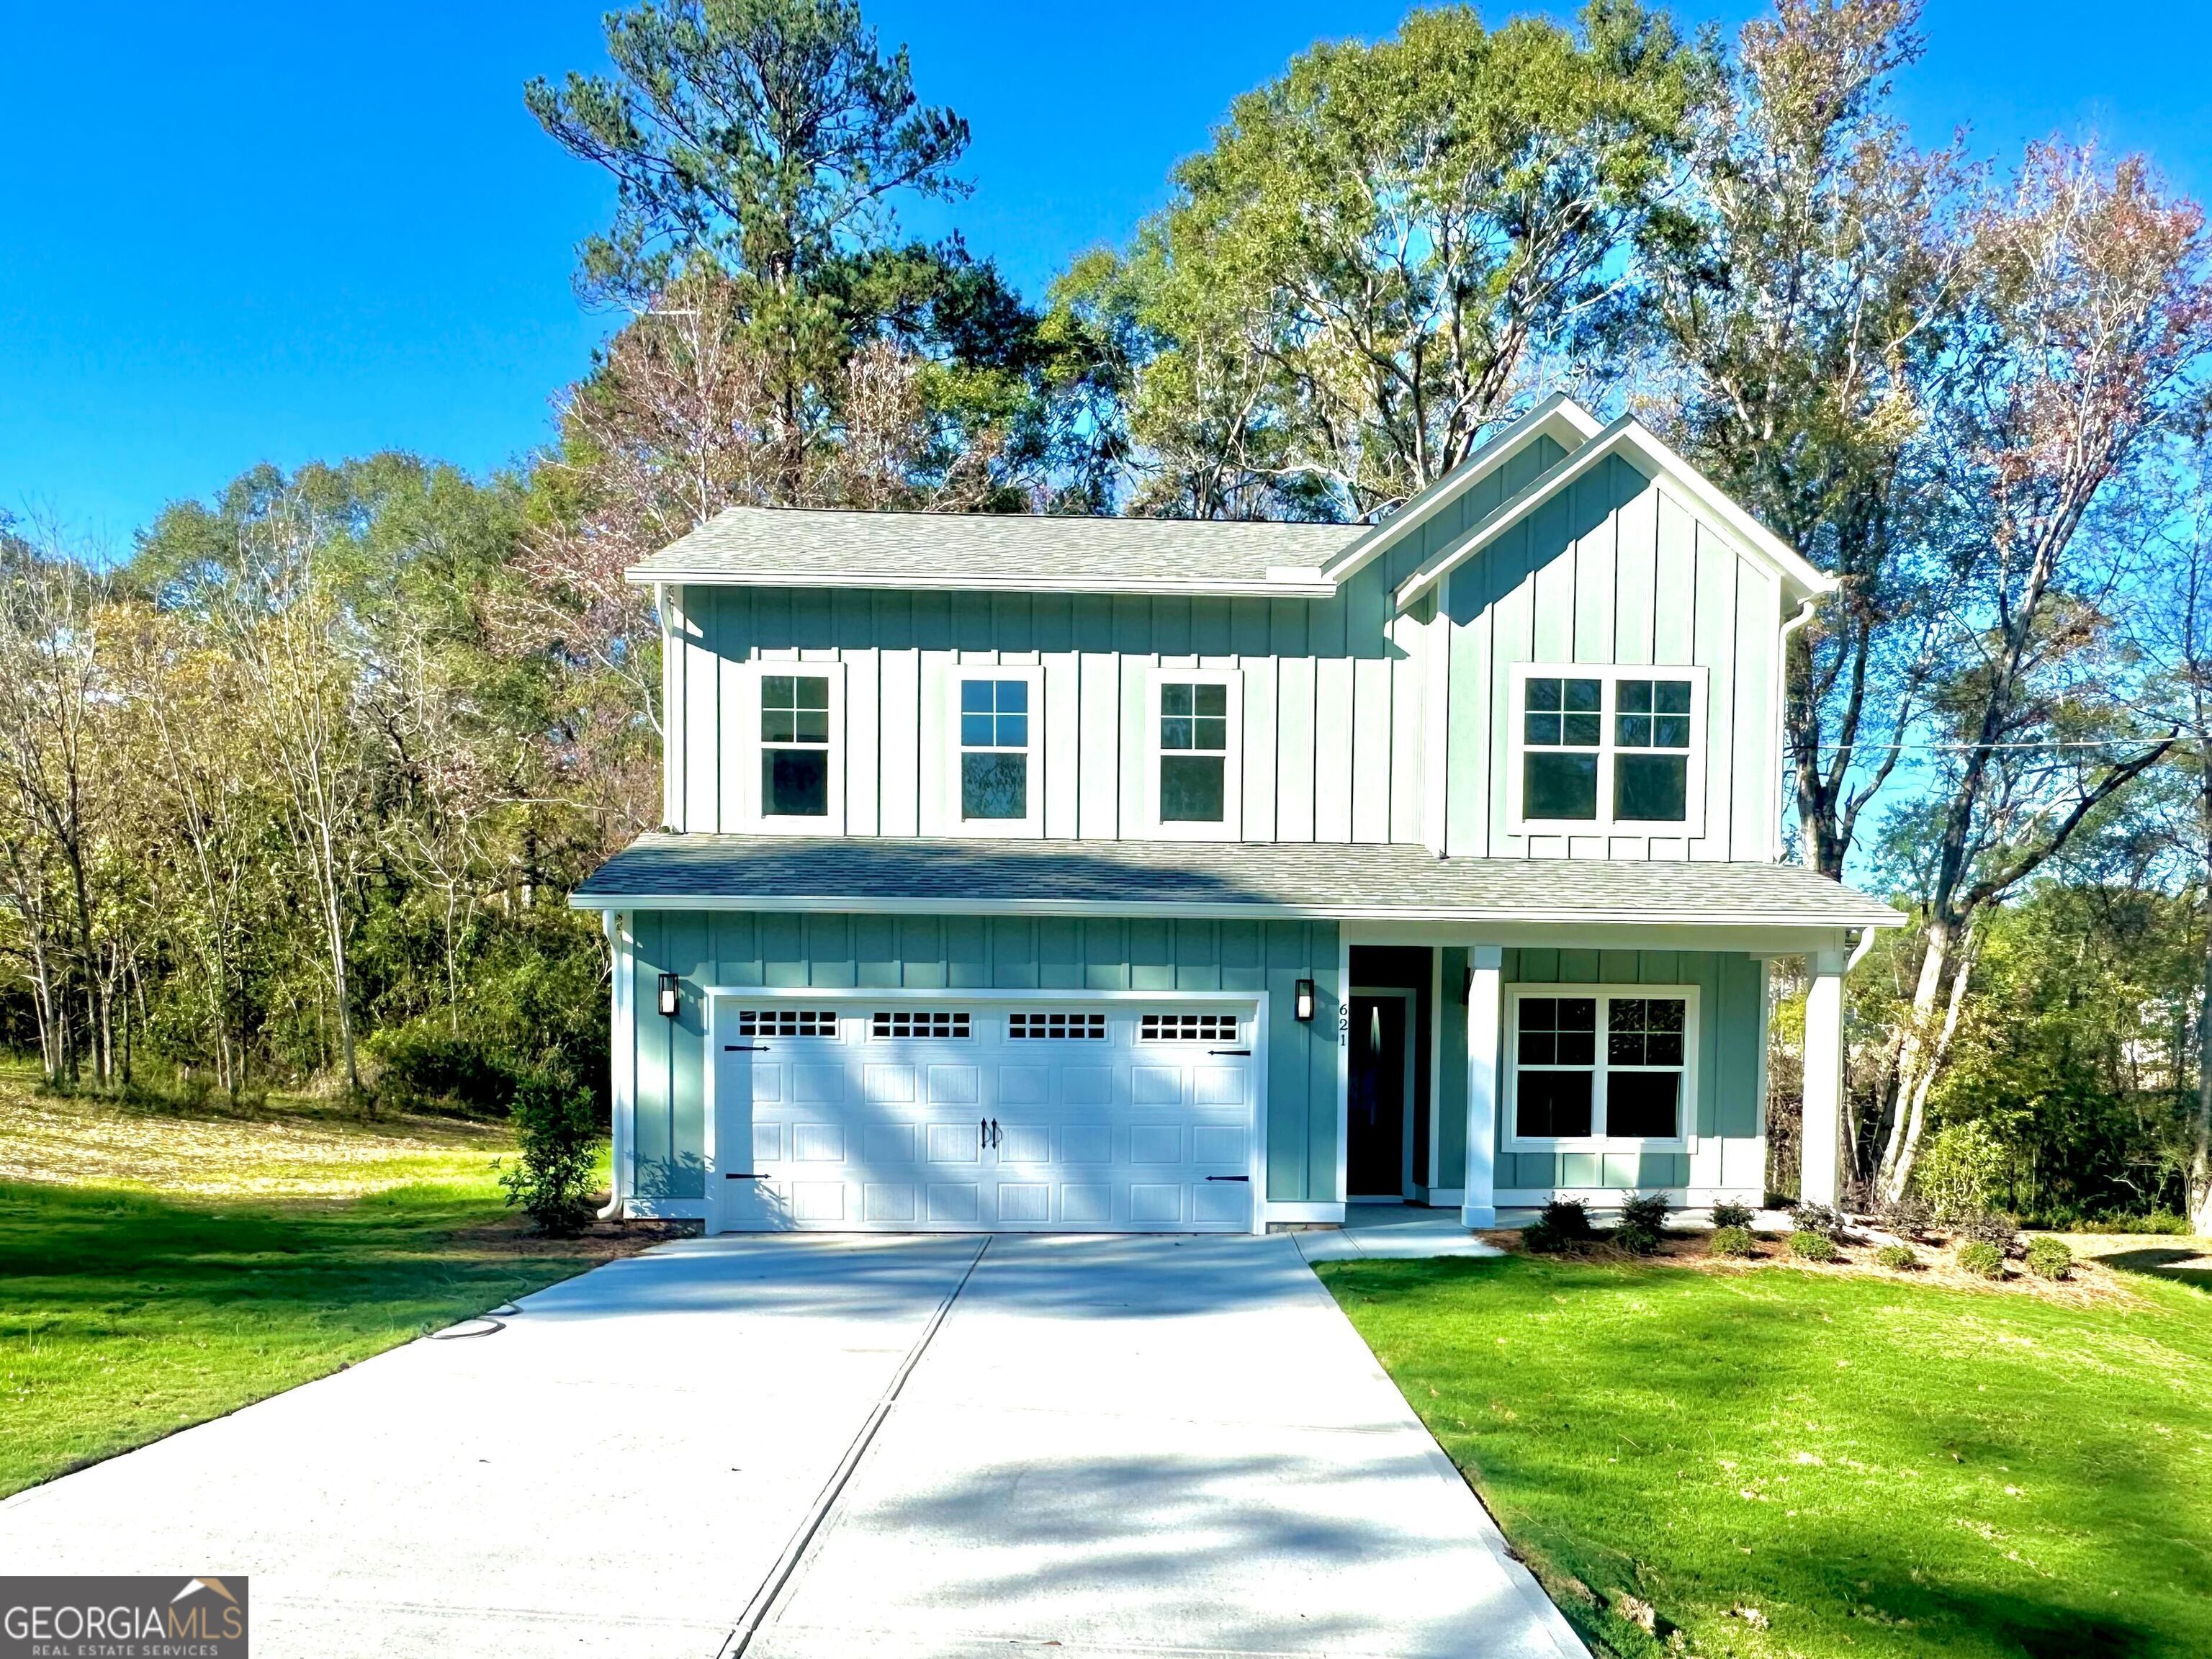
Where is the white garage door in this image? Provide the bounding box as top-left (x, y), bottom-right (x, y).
top-left (708, 1001), bottom-right (1255, 1233)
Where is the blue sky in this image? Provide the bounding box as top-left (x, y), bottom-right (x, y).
top-left (6, 1), bottom-right (2208, 548)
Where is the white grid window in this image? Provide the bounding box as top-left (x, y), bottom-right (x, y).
top-left (1140, 1012), bottom-right (1240, 1043)
top-left (1008, 1012), bottom-right (1107, 1040)
top-left (871, 1010), bottom-right (973, 1040)
top-left (1508, 665), bottom-right (1706, 837)
top-left (1507, 986), bottom-right (1696, 1147)
top-left (734, 1008), bottom-right (840, 1038)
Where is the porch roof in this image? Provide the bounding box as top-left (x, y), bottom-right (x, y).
top-left (571, 834), bottom-right (1904, 931)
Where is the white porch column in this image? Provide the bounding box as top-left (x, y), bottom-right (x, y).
top-left (1462, 945), bottom-right (1503, 1228)
top-left (1800, 947), bottom-right (1847, 1209)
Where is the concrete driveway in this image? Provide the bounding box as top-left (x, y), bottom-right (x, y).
top-left (0, 1233), bottom-right (1584, 1659)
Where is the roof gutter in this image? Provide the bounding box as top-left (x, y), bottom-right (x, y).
top-left (621, 567), bottom-right (1339, 599)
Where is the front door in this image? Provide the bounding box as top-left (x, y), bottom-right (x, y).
top-left (1348, 992), bottom-right (1413, 1199)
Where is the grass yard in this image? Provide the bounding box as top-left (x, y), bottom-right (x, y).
top-left (1319, 1250), bottom-right (2212, 1659)
top-left (0, 1067), bottom-right (652, 1498)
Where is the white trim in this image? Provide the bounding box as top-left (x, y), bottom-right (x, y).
top-left (1264, 1201), bottom-right (1349, 1226)
top-left (1321, 394), bottom-right (1606, 585)
top-left (933, 662), bottom-right (1046, 838)
top-left (1425, 948), bottom-right (1444, 1192)
top-left (1506, 663), bottom-right (1709, 841)
top-left (621, 1197), bottom-right (709, 1220)
top-left (626, 566), bottom-right (1339, 600)
top-left (1503, 982), bottom-right (1701, 1154)
top-left (1495, 1186), bottom-right (1762, 1210)
top-left (1334, 932), bottom-right (1352, 1208)
top-left (1141, 666), bottom-right (1245, 841)
top-left (734, 660), bottom-right (849, 835)
top-left (1393, 414), bottom-right (1834, 611)
top-left (1250, 988), bottom-right (1272, 1236)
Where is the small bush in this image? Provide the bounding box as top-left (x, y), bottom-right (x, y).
top-left (1916, 1120), bottom-right (2010, 1219)
top-left (1956, 1239), bottom-right (2006, 1279)
top-left (2024, 1236), bottom-right (2074, 1280)
top-left (1791, 1202), bottom-right (1848, 1241)
top-left (1709, 1200), bottom-right (1757, 1231)
top-left (1538, 1197), bottom-right (1594, 1241)
top-left (1618, 1191), bottom-right (1672, 1233)
top-left (1611, 1221), bottom-right (1660, 1255)
top-left (1709, 1225), bottom-right (1757, 1259)
top-left (1875, 1191), bottom-right (1936, 1241)
top-left (1789, 1230), bottom-right (1840, 1262)
top-left (1873, 1243), bottom-right (1918, 1271)
top-left (1521, 1218), bottom-right (1570, 1254)
top-left (1951, 1209), bottom-right (2017, 1251)
top-left (2052, 1210), bottom-right (2190, 1236)
top-left (499, 1071), bottom-right (601, 1235)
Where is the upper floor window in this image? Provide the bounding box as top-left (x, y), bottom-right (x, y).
top-left (960, 678), bottom-right (1030, 820)
top-left (1509, 665), bottom-right (1705, 837)
top-left (938, 664), bottom-right (1043, 837)
top-left (1146, 670), bottom-right (1242, 840)
top-left (745, 660), bottom-right (845, 832)
top-left (762, 673), bottom-right (831, 817)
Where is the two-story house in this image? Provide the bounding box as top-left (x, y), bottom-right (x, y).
top-left (570, 395), bottom-right (1899, 1235)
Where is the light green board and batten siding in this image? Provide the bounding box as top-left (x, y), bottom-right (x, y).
top-left (624, 909), bottom-right (1343, 1205)
top-left (622, 912), bottom-right (1765, 1205)
top-left (660, 443), bottom-right (1784, 863)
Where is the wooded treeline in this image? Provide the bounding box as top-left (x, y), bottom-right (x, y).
top-left (6, 0), bottom-right (2212, 1228)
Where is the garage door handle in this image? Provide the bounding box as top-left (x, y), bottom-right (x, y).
top-left (724, 1172), bottom-right (766, 1180)
top-left (725, 1043), bottom-right (770, 1052)
top-left (1208, 1048), bottom-right (1251, 1056)
top-left (1205, 1175), bottom-right (1250, 1182)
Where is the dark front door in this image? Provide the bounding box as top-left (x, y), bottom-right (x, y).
top-left (1348, 994), bottom-right (1410, 1197)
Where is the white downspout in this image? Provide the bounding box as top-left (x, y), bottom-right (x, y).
top-left (1772, 598), bottom-right (1819, 863)
top-left (597, 909), bottom-right (629, 1223)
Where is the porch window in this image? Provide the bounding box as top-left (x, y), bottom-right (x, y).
top-left (1509, 987), bottom-right (1694, 1144)
top-left (1509, 667), bottom-right (1705, 836)
top-left (761, 673), bottom-right (832, 818)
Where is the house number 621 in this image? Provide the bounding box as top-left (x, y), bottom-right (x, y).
top-left (1336, 1000), bottom-right (1349, 1048)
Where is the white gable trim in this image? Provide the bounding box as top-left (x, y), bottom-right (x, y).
top-left (1392, 418), bottom-right (1835, 613)
top-left (1320, 392), bottom-right (1606, 585)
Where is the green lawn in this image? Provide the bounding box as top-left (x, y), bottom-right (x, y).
top-left (1318, 1254), bottom-right (2212, 1659)
top-left (0, 1075), bottom-right (637, 1498)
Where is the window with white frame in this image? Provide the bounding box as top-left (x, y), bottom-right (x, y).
top-left (1508, 986), bottom-right (1694, 1144)
top-left (760, 672), bottom-right (833, 819)
top-left (958, 677), bottom-right (1031, 821)
top-left (1510, 666), bottom-right (1704, 835)
top-left (1146, 670), bottom-right (1241, 837)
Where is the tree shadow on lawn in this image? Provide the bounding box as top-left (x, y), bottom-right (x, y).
top-left (2095, 1246), bottom-right (2212, 1288)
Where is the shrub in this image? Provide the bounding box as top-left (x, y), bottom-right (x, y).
top-left (1709, 1225), bottom-right (1756, 1259)
top-left (1611, 1221), bottom-right (1660, 1255)
top-left (1521, 1218), bottom-right (1568, 1253)
top-left (2024, 1236), bottom-right (2074, 1280)
top-left (1538, 1197), bottom-right (1594, 1241)
top-left (367, 1022), bottom-right (518, 1116)
top-left (1875, 1191), bottom-right (1936, 1241)
top-left (1956, 1239), bottom-right (2006, 1279)
top-left (1709, 1200), bottom-right (1757, 1231)
top-left (1618, 1191), bottom-right (1672, 1233)
top-left (499, 1071), bottom-right (601, 1235)
top-left (1874, 1243), bottom-right (1918, 1271)
top-left (1791, 1202), bottom-right (1848, 1241)
top-left (1789, 1230), bottom-right (1840, 1262)
top-left (1915, 1120), bottom-right (2010, 1220)
top-left (1951, 1209), bottom-right (2018, 1251)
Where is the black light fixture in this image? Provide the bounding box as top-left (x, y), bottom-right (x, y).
top-left (657, 972), bottom-right (680, 1019)
top-left (1293, 978), bottom-right (1316, 1022)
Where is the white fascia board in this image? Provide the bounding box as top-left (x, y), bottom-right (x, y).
top-left (1393, 417), bottom-right (1836, 613)
top-left (620, 566), bottom-right (1336, 599)
top-left (567, 890), bottom-right (1908, 930)
top-left (1320, 392), bottom-right (1606, 585)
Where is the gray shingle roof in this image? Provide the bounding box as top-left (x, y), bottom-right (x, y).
top-left (626, 506), bottom-right (1364, 593)
top-left (572, 835), bottom-right (1903, 930)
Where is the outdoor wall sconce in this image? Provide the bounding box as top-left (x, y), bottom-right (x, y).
top-left (1293, 979), bottom-right (1316, 1022)
top-left (657, 972), bottom-right (680, 1019)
